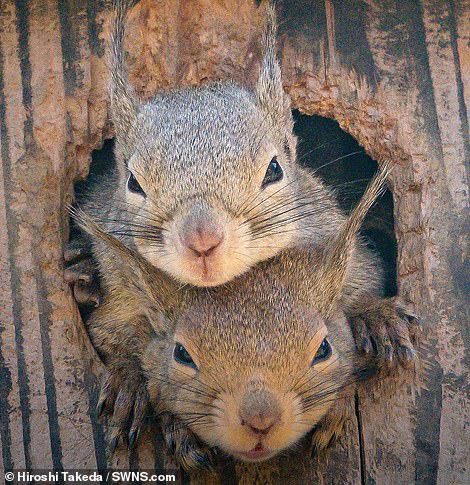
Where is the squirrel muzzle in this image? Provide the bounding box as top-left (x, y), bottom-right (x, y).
top-left (159, 198), bottom-right (250, 287)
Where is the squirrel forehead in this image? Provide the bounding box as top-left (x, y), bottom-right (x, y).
top-left (175, 299), bottom-right (325, 378)
top-left (132, 84), bottom-right (280, 172)
top-left (176, 271), bottom-right (326, 347)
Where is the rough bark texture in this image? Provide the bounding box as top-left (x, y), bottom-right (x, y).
top-left (0, 0), bottom-right (468, 483)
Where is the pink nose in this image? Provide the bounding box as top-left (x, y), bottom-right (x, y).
top-left (241, 416), bottom-right (277, 436)
top-left (239, 389), bottom-right (281, 436)
top-left (182, 227), bottom-right (223, 257)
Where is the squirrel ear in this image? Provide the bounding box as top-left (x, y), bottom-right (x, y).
top-left (255, 2), bottom-right (292, 125)
top-left (311, 163), bottom-right (392, 317)
top-left (109, 0), bottom-right (139, 145)
top-left (70, 206), bottom-right (180, 313)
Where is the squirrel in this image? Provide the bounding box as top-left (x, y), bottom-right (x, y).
top-left (73, 162), bottom-right (416, 470)
top-left (66, 0), bottom-right (420, 467)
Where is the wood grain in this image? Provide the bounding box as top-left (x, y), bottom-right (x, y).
top-left (0, 0), bottom-right (468, 482)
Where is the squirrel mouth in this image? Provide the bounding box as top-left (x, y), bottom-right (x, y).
top-left (237, 443), bottom-right (273, 461)
top-left (194, 258), bottom-right (220, 283)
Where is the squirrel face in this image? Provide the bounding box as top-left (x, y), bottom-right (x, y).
top-left (122, 84), bottom-right (303, 287)
top-left (143, 269), bottom-right (357, 462)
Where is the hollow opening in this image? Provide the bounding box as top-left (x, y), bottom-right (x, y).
top-left (74, 138), bottom-right (117, 197)
top-left (293, 111), bottom-right (397, 296)
top-left (71, 139), bottom-right (117, 321)
top-left (72, 113), bottom-right (397, 299)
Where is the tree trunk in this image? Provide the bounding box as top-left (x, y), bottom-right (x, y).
top-left (0, 0), bottom-right (468, 483)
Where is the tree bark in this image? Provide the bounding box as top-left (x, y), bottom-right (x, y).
top-left (0, 0), bottom-right (468, 483)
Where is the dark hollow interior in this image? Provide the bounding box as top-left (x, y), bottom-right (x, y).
top-left (293, 111), bottom-right (397, 296)
top-left (74, 112), bottom-right (397, 300)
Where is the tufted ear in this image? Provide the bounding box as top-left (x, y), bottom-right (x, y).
top-left (309, 163), bottom-right (392, 318)
top-left (70, 206), bottom-right (180, 314)
top-left (109, 0), bottom-right (140, 151)
top-left (255, 3), bottom-right (292, 128)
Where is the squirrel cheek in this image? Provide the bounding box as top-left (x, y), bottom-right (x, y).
top-left (206, 394), bottom-right (250, 449)
top-left (301, 394), bottom-right (337, 429)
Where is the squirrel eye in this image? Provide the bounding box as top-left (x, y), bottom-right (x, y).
top-left (127, 172), bottom-right (146, 196)
top-left (262, 156), bottom-right (283, 187)
top-left (311, 338), bottom-right (332, 365)
top-left (173, 343), bottom-right (197, 370)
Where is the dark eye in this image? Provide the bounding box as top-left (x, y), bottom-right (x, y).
top-left (173, 343), bottom-right (197, 369)
top-left (262, 156), bottom-right (283, 187)
top-left (127, 172), bottom-right (146, 196)
top-left (312, 338), bottom-right (332, 365)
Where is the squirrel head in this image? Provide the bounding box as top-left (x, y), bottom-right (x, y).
top-left (108, 1), bottom-right (324, 287)
top-left (73, 162), bottom-right (388, 461)
top-left (143, 266), bottom-right (357, 462)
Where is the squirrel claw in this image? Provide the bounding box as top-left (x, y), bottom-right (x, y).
top-left (98, 368), bottom-right (149, 454)
top-left (128, 429), bottom-right (139, 449)
top-left (64, 259), bottom-right (95, 284)
top-left (397, 346), bottom-right (416, 367)
top-left (384, 345), bottom-right (394, 363)
top-left (96, 398), bottom-right (106, 418)
top-left (73, 281), bottom-right (101, 307)
top-left (109, 435), bottom-right (119, 454)
top-left (64, 236), bottom-right (101, 308)
top-left (97, 371), bottom-right (118, 420)
top-left (361, 337), bottom-right (373, 354)
top-left (350, 296), bottom-right (420, 370)
top-left (161, 414), bottom-right (214, 472)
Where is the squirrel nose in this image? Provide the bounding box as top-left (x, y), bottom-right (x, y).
top-left (182, 227), bottom-right (224, 257)
top-left (239, 389), bottom-right (281, 436)
top-left (242, 418), bottom-right (277, 436)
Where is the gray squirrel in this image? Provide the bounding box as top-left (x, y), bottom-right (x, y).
top-left (73, 161), bottom-right (417, 470)
top-left (66, 0), bottom-right (420, 468)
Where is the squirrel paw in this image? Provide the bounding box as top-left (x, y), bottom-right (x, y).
top-left (160, 413), bottom-right (214, 472)
top-left (64, 234), bottom-right (101, 307)
top-left (350, 296), bottom-right (421, 368)
top-left (310, 397), bottom-right (349, 456)
top-left (97, 370), bottom-right (150, 452)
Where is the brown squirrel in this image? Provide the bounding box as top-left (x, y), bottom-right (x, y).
top-left (74, 162), bottom-right (417, 470)
top-left (66, 0), bottom-right (420, 468)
